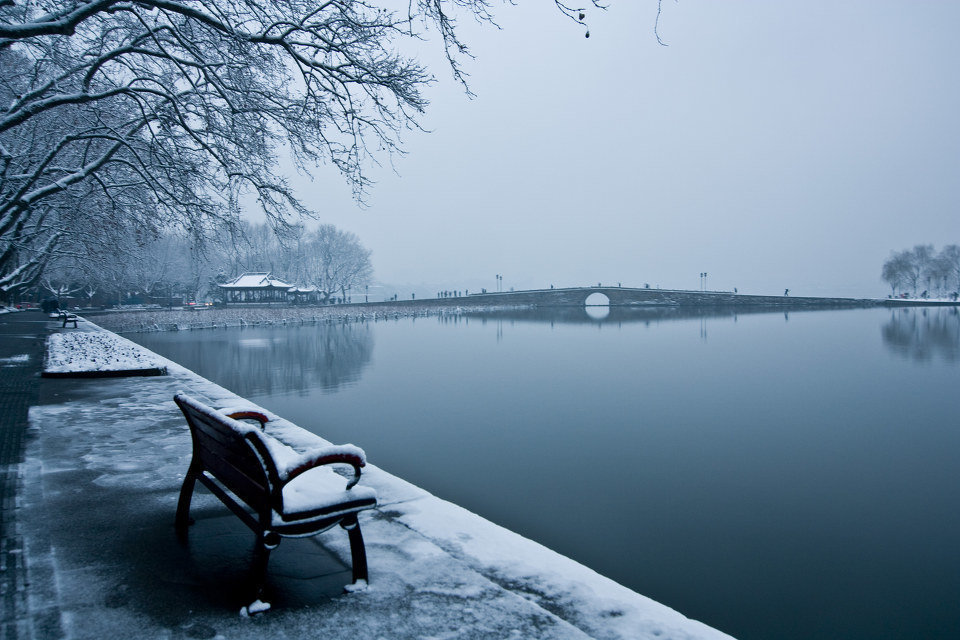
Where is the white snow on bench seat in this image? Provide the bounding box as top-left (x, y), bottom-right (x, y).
top-left (279, 468), bottom-right (377, 524)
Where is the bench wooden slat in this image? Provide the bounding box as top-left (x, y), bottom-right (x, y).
top-left (201, 456), bottom-right (271, 512)
top-left (192, 427), bottom-right (267, 482)
top-left (189, 411), bottom-right (254, 448)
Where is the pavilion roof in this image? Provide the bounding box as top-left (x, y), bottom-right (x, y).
top-left (218, 272), bottom-right (294, 289)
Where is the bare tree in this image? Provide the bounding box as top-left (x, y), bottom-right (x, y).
top-left (276, 222), bottom-right (310, 286)
top-left (910, 244), bottom-right (935, 296)
top-left (0, 47), bottom-right (208, 297)
top-left (130, 233), bottom-right (183, 301)
top-left (882, 250), bottom-right (911, 296)
top-left (938, 244), bottom-right (960, 294)
top-left (883, 244), bottom-right (959, 298)
top-left (39, 260), bottom-right (83, 306)
top-left (304, 224), bottom-right (372, 302)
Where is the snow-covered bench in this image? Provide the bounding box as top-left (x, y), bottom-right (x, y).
top-left (173, 393), bottom-right (377, 612)
top-left (58, 310), bottom-right (78, 328)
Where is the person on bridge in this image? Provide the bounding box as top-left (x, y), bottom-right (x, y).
top-left (784, 289), bottom-right (790, 296)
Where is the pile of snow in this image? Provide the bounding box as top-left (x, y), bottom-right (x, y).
top-left (45, 330), bottom-right (167, 374)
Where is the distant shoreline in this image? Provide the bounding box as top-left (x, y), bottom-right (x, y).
top-left (78, 286), bottom-right (957, 334)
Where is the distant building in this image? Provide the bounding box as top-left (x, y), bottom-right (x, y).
top-left (288, 285), bottom-right (322, 305)
top-left (218, 272), bottom-right (293, 304)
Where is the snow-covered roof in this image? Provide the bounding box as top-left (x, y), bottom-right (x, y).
top-left (288, 286), bottom-right (317, 293)
top-left (219, 272), bottom-right (293, 289)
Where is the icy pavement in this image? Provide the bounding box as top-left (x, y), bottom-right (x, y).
top-left (19, 319), bottom-right (733, 639)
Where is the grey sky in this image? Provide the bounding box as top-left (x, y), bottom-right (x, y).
top-left (267, 1), bottom-right (960, 297)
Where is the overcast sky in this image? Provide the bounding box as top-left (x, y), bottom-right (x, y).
top-left (265, 1), bottom-right (960, 298)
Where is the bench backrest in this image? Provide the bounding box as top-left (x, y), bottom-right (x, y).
top-left (174, 393), bottom-right (280, 513)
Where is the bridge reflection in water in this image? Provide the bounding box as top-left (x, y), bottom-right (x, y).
top-left (455, 303), bottom-right (874, 326)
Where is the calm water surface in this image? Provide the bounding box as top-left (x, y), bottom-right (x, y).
top-left (132, 306), bottom-right (960, 640)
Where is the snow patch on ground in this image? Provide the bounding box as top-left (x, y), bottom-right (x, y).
top-left (343, 579), bottom-right (369, 593)
top-left (1, 354), bottom-right (30, 365)
top-left (45, 329), bottom-right (167, 374)
top-left (239, 599), bottom-right (271, 617)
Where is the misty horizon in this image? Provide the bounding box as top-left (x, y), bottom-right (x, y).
top-left (246, 1), bottom-right (960, 299)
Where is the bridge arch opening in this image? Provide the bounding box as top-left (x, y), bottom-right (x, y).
top-left (584, 292), bottom-right (610, 320)
top-left (585, 292), bottom-right (610, 307)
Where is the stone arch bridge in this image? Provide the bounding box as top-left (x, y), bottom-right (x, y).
top-left (428, 286), bottom-right (880, 308)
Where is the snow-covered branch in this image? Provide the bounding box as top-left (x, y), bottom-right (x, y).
top-left (1, 1), bottom-right (605, 299)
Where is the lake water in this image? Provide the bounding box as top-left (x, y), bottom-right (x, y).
top-left (131, 306), bottom-right (960, 639)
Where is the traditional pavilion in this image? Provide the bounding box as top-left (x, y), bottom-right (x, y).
top-left (288, 285), bottom-right (322, 304)
top-left (218, 272), bottom-right (294, 304)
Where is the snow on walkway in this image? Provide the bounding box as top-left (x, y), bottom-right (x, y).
top-left (44, 321), bottom-right (167, 374)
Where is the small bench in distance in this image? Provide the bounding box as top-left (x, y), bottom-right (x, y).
top-left (173, 393), bottom-right (377, 613)
top-left (58, 310), bottom-right (78, 328)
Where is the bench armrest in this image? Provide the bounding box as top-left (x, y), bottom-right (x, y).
top-left (222, 410), bottom-right (270, 428)
top-left (218, 405), bottom-right (279, 429)
top-left (278, 444), bottom-right (367, 489)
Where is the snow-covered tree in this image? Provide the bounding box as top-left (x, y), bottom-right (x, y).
top-left (276, 223), bottom-right (310, 287)
top-left (0, 47), bottom-right (204, 297)
top-left (303, 224), bottom-right (372, 303)
top-left (883, 244), bottom-right (959, 297)
top-left (937, 244), bottom-right (960, 294)
top-left (882, 251), bottom-right (911, 296)
top-left (0, 1), bottom-right (604, 299)
top-left (39, 270), bottom-right (83, 305)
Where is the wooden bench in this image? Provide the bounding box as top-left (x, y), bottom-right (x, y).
top-left (58, 311), bottom-right (78, 328)
top-left (173, 393), bottom-right (377, 611)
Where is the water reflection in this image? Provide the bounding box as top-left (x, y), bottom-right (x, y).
top-left (134, 323), bottom-right (373, 397)
top-left (130, 306), bottom-right (960, 640)
top-left (584, 304), bottom-right (610, 321)
top-left (459, 304), bottom-right (843, 325)
top-left (882, 307), bottom-right (960, 362)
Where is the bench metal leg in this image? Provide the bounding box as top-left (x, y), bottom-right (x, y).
top-left (341, 514), bottom-right (369, 584)
top-left (175, 464), bottom-right (199, 536)
top-left (251, 531), bottom-right (280, 604)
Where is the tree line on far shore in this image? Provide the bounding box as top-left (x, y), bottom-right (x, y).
top-left (882, 244), bottom-right (960, 298)
top-left (27, 221), bottom-right (371, 308)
